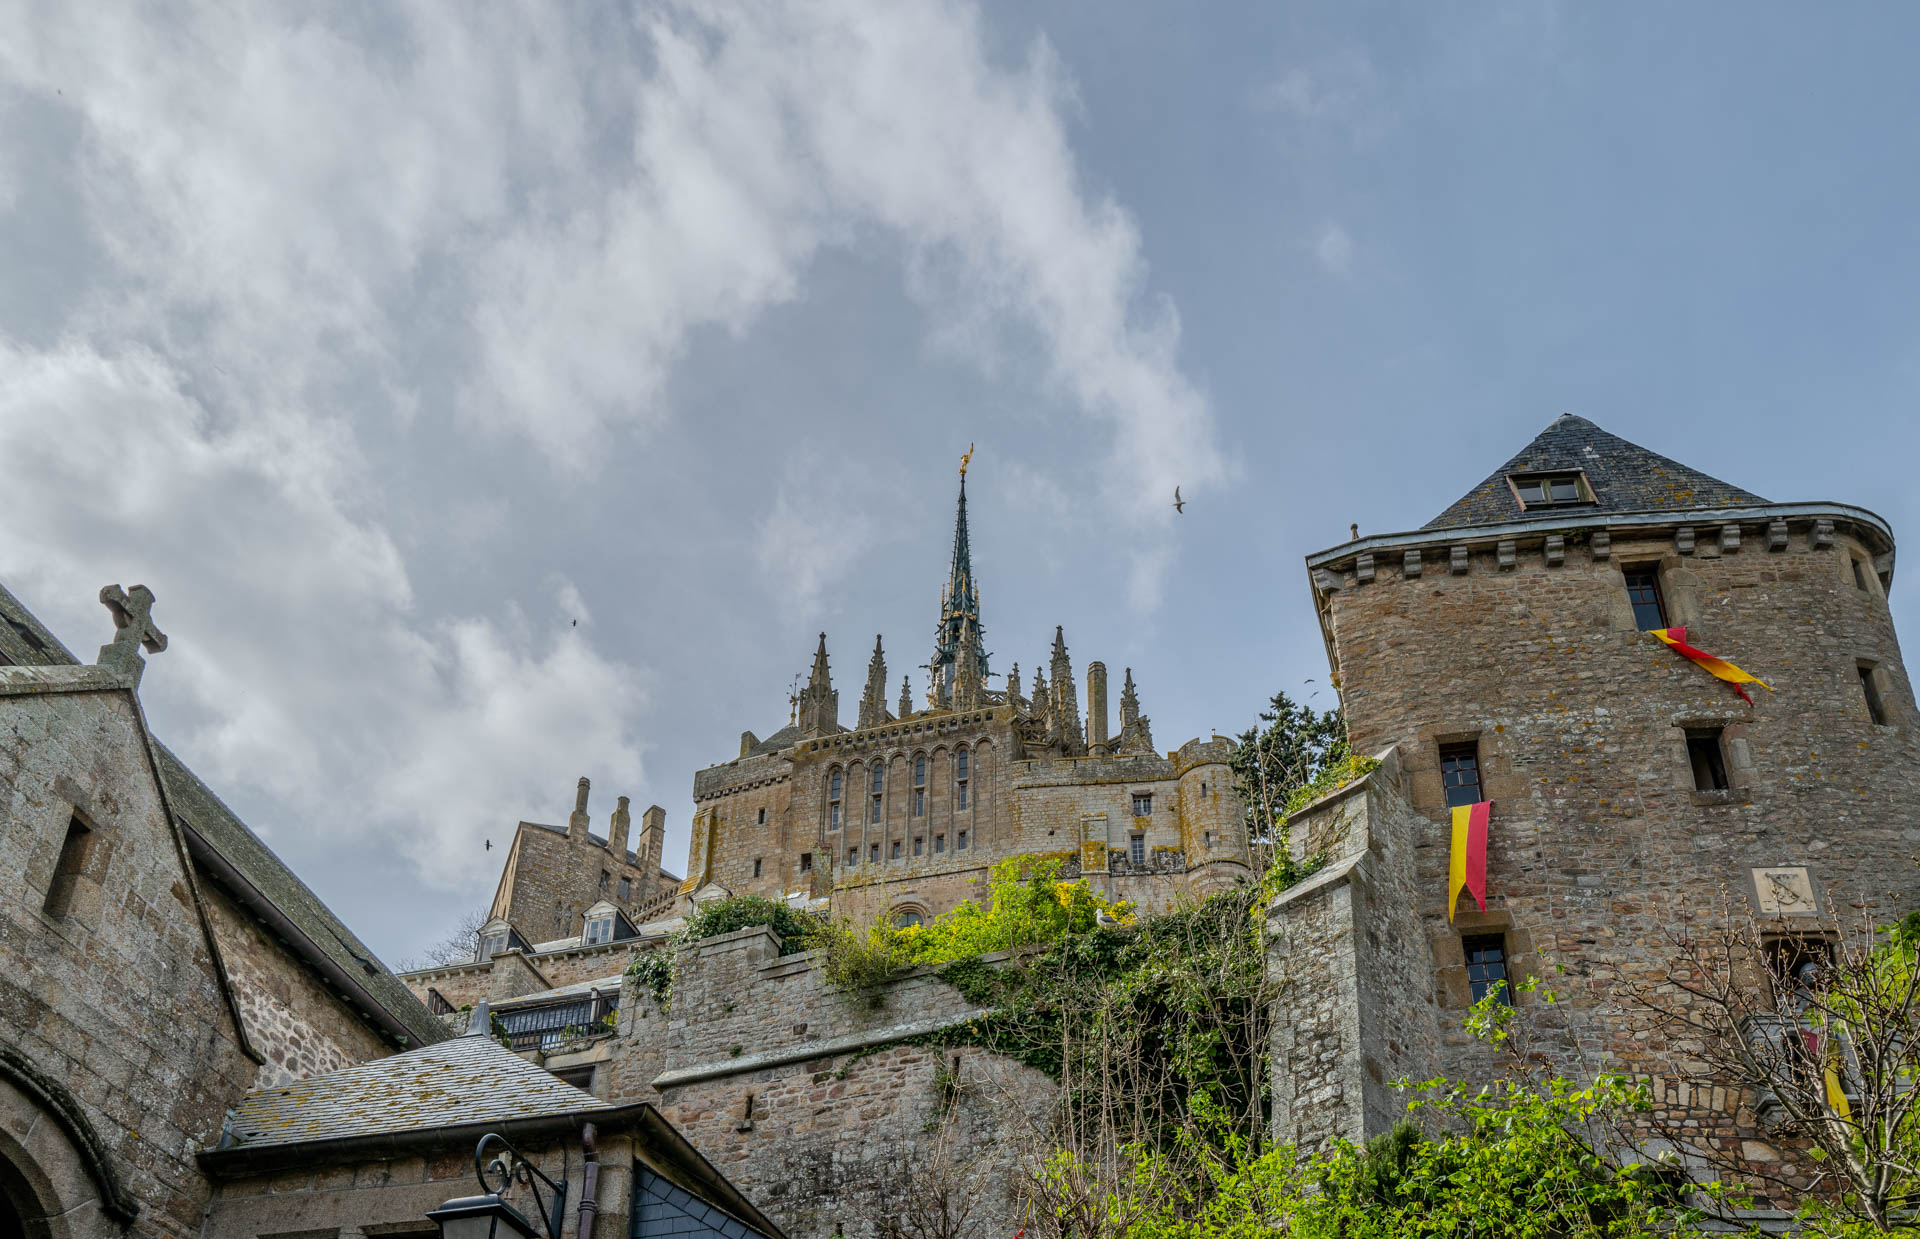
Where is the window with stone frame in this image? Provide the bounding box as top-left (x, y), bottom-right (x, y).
top-left (934, 833), bottom-right (945, 853)
top-left (914, 836), bottom-right (924, 856)
top-left (1132, 792), bottom-right (1152, 817)
top-left (871, 763), bottom-right (884, 823)
top-left (752, 857), bottom-right (762, 877)
top-left (42, 814), bottom-right (97, 919)
top-left (757, 807), bottom-right (766, 825)
top-left (1439, 742), bottom-right (1483, 808)
top-left (955, 747), bottom-right (970, 809)
top-left (799, 852), bottom-right (812, 873)
top-left (891, 840), bottom-right (902, 859)
top-left (848, 846), bottom-right (858, 866)
top-left (1129, 834), bottom-right (1146, 865)
top-left (1463, 933), bottom-right (1511, 1005)
top-left (1623, 566), bottom-right (1668, 632)
top-left (870, 843), bottom-right (880, 863)
top-left (618, 876), bottom-right (631, 901)
top-left (1860, 662), bottom-right (1889, 725)
top-left (829, 768), bottom-right (843, 829)
top-left (1686, 727), bottom-right (1730, 792)
top-left (957, 829), bottom-right (968, 850)
top-left (912, 754), bottom-right (927, 816)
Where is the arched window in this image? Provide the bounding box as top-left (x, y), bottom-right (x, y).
top-left (955, 746), bottom-right (970, 810)
top-left (912, 753), bottom-right (927, 817)
top-left (894, 908), bottom-right (925, 929)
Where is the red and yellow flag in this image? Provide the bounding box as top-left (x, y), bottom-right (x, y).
top-left (1447, 801), bottom-right (1491, 923)
top-left (1649, 626), bottom-right (1772, 705)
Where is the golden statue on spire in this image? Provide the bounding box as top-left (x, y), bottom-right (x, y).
top-left (959, 442), bottom-right (974, 478)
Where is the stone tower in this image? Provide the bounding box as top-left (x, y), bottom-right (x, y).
top-left (1271, 413), bottom-right (1920, 1158)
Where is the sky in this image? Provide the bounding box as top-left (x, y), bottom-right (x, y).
top-left (3, 2), bottom-right (1916, 965)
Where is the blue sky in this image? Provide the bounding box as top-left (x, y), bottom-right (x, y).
top-left (2, 2), bottom-right (1914, 962)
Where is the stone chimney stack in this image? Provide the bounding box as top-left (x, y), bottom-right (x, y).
top-left (638, 804), bottom-right (666, 875)
top-left (1087, 661), bottom-right (1109, 756)
top-left (569, 776), bottom-right (591, 841)
top-left (609, 795), bottom-right (632, 859)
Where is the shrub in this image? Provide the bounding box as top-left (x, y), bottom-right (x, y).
top-left (679, 894), bottom-right (819, 954)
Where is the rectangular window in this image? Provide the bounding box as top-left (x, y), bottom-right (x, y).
top-left (1854, 558), bottom-right (1871, 591)
top-left (1624, 567), bottom-right (1668, 632)
top-left (914, 836), bottom-right (923, 857)
top-left (871, 795), bottom-right (882, 824)
top-left (1686, 728), bottom-right (1729, 791)
top-left (1129, 834), bottom-right (1145, 865)
top-left (585, 917), bottom-right (611, 946)
top-left (830, 802), bottom-right (841, 830)
top-left (1860, 663), bottom-right (1888, 725)
top-left (957, 782), bottom-right (968, 810)
top-left (1439, 743), bottom-right (1483, 808)
top-left (934, 834), bottom-right (945, 853)
top-left (799, 852), bottom-right (813, 873)
top-left (1131, 793), bottom-right (1152, 817)
top-left (479, 932), bottom-right (507, 960)
top-left (956, 750), bottom-right (969, 780)
top-left (618, 876), bottom-right (631, 901)
top-left (957, 830), bottom-right (968, 850)
top-left (848, 847), bottom-right (858, 866)
top-left (891, 840), bottom-right (902, 859)
top-left (757, 807), bottom-right (766, 825)
top-left (1463, 933), bottom-right (1510, 1005)
top-left (871, 843), bottom-right (880, 863)
top-left (1511, 473), bottom-right (1585, 507)
top-left (753, 858), bottom-right (762, 878)
top-left (912, 788), bottom-right (925, 817)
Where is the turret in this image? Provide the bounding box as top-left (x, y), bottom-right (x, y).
top-left (858, 635), bottom-right (890, 730)
top-left (609, 795), bottom-right (631, 858)
top-left (797, 632), bottom-right (839, 736)
top-left (568, 776), bottom-right (591, 842)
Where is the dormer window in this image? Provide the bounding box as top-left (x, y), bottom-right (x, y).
top-left (1509, 472), bottom-right (1590, 509)
top-left (478, 932), bottom-right (508, 961)
top-left (584, 914), bottom-right (614, 946)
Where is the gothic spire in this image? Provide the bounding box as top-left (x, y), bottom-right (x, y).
top-left (899, 674), bottom-right (913, 720)
top-left (797, 632), bottom-right (839, 736)
top-left (930, 472), bottom-right (990, 708)
top-left (1049, 625), bottom-right (1084, 752)
top-left (858, 634), bottom-right (890, 730)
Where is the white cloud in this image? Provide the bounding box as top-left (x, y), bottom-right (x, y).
top-left (1250, 49), bottom-right (1390, 146)
top-left (0, 0), bottom-right (1223, 901)
top-left (0, 340), bottom-right (646, 885)
top-left (1315, 223), bottom-right (1354, 275)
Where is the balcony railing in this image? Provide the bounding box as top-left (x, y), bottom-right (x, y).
top-left (497, 989), bottom-right (619, 1051)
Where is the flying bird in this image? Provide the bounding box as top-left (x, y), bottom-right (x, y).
top-left (485, 839), bottom-right (492, 851)
top-left (1173, 486), bottom-right (1185, 514)
top-left (571, 619), bottom-right (577, 627)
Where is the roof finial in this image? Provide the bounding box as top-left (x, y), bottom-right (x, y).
top-left (959, 442), bottom-right (974, 478)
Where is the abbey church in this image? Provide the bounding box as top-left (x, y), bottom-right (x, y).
top-left (2, 414), bottom-right (1917, 1239)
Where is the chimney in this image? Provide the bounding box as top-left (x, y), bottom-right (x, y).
top-left (569, 776), bottom-right (591, 842)
top-left (638, 805), bottom-right (666, 874)
top-left (609, 796), bottom-right (632, 860)
top-left (1087, 661), bottom-right (1110, 756)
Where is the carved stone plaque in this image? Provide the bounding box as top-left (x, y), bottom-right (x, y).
top-left (1750, 866), bottom-right (1818, 916)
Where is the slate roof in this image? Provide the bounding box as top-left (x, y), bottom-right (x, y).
top-left (635, 1167), bottom-right (773, 1239)
top-left (1425, 414), bottom-right (1769, 529)
top-left (0, 580), bottom-right (446, 1050)
top-left (223, 1031), bottom-right (608, 1148)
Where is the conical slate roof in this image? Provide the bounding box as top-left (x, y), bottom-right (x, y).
top-left (1425, 414), bottom-right (1769, 529)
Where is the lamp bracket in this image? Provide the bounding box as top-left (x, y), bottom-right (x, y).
top-left (475, 1132), bottom-right (568, 1239)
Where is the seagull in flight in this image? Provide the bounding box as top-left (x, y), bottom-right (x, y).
top-left (1172, 486), bottom-right (1185, 514)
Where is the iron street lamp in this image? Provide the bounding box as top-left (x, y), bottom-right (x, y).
top-left (428, 1134), bottom-right (567, 1239)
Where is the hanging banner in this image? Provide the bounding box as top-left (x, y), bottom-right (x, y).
top-left (1649, 626), bottom-right (1773, 705)
top-left (1447, 800), bottom-right (1491, 923)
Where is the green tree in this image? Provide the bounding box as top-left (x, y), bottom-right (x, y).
top-left (1228, 689), bottom-right (1345, 869)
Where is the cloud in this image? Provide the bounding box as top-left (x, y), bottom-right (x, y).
top-left (0, 0), bottom-right (1222, 918)
top-left (1315, 223), bottom-right (1354, 275)
top-left (1250, 49), bottom-right (1391, 146)
top-left (0, 339), bottom-right (646, 886)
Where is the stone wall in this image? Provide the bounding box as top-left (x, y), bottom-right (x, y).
top-left (494, 788), bottom-right (678, 944)
top-left (1308, 508), bottom-right (1920, 1176)
top-left (201, 887), bottom-right (393, 1087)
top-left (1266, 748), bottom-right (1439, 1150)
top-left (0, 672), bottom-right (258, 1239)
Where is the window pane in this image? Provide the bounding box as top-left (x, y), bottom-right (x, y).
top-left (1130, 835), bottom-right (1145, 864)
top-left (1516, 480), bottom-right (1545, 503)
top-left (915, 755), bottom-right (927, 784)
top-left (871, 795), bottom-right (882, 823)
top-left (1549, 477), bottom-right (1580, 501)
top-left (1624, 569), bottom-right (1667, 632)
top-left (935, 835), bottom-right (945, 853)
top-left (957, 830), bottom-right (967, 850)
top-left (956, 750), bottom-right (969, 779)
top-left (872, 766), bottom-right (884, 793)
top-left (957, 782), bottom-right (968, 809)
top-left (830, 770), bottom-right (842, 799)
top-left (1439, 744), bottom-right (1482, 808)
top-left (1463, 934), bottom-right (1510, 1005)
top-left (830, 803), bottom-right (841, 829)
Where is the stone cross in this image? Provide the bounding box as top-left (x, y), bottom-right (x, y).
top-left (97, 584), bottom-right (167, 682)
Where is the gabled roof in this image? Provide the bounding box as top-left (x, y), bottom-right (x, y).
top-left (0, 581), bottom-right (446, 1050)
top-left (221, 1029), bottom-right (607, 1148)
top-left (1425, 414), bottom-right (1769, 529)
